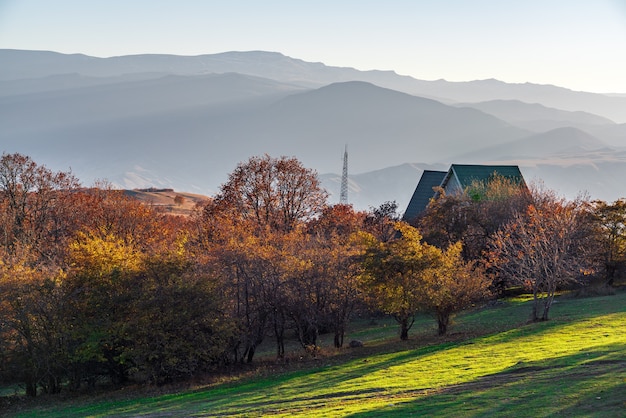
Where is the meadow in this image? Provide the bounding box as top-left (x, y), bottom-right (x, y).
top-left (3, 289), bottom-right (625, 417)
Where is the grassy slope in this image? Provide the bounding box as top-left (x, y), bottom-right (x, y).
top-left (6, 292), bottom-right (626, 417)
top-left (123, 189), bottom-right (209, 216)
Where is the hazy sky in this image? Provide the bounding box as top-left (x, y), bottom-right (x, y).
top-left (1, 0), bottom-right (625, 93)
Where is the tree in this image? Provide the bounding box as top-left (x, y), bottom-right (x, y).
top-left (360, 222), bottom-right (441, 340)
top-left (418, 175), bottom-right (531, 262)
top-left (174, 194), bottom-right (185, 206)
top-left (195, 205), bottom-right (283, 363)
top-left (194, 155), bottom-right (329, 362)
top-left (0, 152), bottom-right (79, 259)
top-left (60, 186), bottom-right (190, 387)
top-left (0, 247), bottom-right (67, 396)
top-left (213, 154), bottom-right (327, 232)
top-left (306, 204), bottom-right (367, 347)
top-left (489, 194), bottom-right (597, 321)
top-left (365, 201), bottom-right (400, 242)
top-left (63, 230), bottom-right (143, 386)
top-left (591, 199), bottom-right (626, 286)
top-left (127, 252), bottom-right (233, 384)
top-left (0, 153), bottom-right (79, 396)
top-left (281, 229), bottom-right (323, 351)
top-left (422, 242), bottom-right (491, 335)
top-left (67, 183), bottom-right (172, 255)
top-left (0, 153), bottom-right (235, 393)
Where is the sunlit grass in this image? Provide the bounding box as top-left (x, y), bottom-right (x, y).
top-left (7, 291), bottom-right (626, 417)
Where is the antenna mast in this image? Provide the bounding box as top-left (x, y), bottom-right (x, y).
top-left (340, 145), bottom-right (348, 204)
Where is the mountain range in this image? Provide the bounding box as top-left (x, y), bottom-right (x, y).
top-left (1, 49), bottom-right (625, 211)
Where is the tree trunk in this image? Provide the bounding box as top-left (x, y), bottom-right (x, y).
top-left (246, 345), bottom-right (255, 363)
top-left (274, 321), bottom-right (285, 360)
top-left (400, 318), bottom-right (410, 340)
top-left (296, 322), bottom-right (319, 348)
top-left (333, 328), bottom-right (344, 348)
top-left (605, 261), bottom-right (616, 287)
top-left (25, 381), bottom-right (37, 397)
top-left (305, 326), bottom-right (318, 347)
top-left (541, 291), bottom-right (555, 321)
top-left (437, 311), bottom-right (450, 336)
top-left (44, 374), bottom-right (62, 394)
top-left (531, 287), bottom-right (540, 322)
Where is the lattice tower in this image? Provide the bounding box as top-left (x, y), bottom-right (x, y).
top-left (340, 145), bottom-right (348, 204)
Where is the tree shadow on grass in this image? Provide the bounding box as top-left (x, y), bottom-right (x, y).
top-left (9, 293), bottom-right (624, 417)
top-left (346, 342), bottom-right (626, 417)
top-left (57, 341), bottom-right (460, 417)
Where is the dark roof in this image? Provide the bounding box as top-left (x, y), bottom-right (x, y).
top-left (442, 164), bottom-right (526, 192)
top-left (403, 164), bottom-right (526, 220)
top-left (402, 170), bottom-right (447, 222)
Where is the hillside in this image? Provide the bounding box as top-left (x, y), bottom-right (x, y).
top-left (123, 189), bottom-right (209, 216)
top-left (5, 291), bottom-right (625, 416)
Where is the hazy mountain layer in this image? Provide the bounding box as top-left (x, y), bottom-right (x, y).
top-left (231, 81), bottom-right (529, 174)
top-left (1, 77), bottom-right (528, 198)
top-left (3, 49), bottom-right (626, 123)
top-left (454, 127), bottom-right (610, 162)
top-left (455, 100), bottom-right (615, 135)
top-left (2, 49), bottom-right (626, 209)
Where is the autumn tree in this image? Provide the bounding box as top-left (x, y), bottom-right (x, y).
top-left (364, 201), bottom-right (400, 242)
top-left (422, 242), bottom-right (491, 335)
top-left (0, 152), bottom-right (79, 259)
top-left (591, 199), bottom-right (626, 286)
top-left (0, 154), bottom-right (79, 396)
top-left (418, 175), bottom-right (530, 262)
top-left (174, 194), bottom-right (185, 206)
top-left (67, 183), bottom-right (174, 255)
top-left (125, 252), bottom-right (233, 384)
top-left (0, 248), bottom-right (67, 396)
top-left (361, 222), bottom-right (441, 340)
top-left (0, 153), bottom-right (234, 393)
top-left (280, 229), bottom-right (322, 350)
top-left (194, 155), bottom-right (329, 362)
top-left (195, 201), bottom-right (277, 362)
top-left (63, 230), bottom-right (143, 386)
top-left (306, 204), bottom-right (367, 347)
top-left (213, 154), bottom-right (327, 232)
top-left (489, 194), bottom-right (597, 321)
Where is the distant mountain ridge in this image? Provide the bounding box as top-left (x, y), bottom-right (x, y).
top-left (455, 127), bottom-right (610, 162)
top-left (2, 49), bottom-right (625, 123)
top-left (238, 81), bottom-right (529, 173)
top-left (455, 100), bottom-right (614, 133)
top-left (1, 49), bottom-right (626, 210)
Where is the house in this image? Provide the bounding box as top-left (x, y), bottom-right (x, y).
top-left (402, 170), bottom-right (447, 222)
top-left (402, 164), bottom-right (526, 222)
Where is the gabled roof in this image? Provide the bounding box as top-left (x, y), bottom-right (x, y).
top-left (403, 164), bottom-right (526, 221)
top-left (402, 170), bottom-right (447, 222)
top-left (441, 164), bottom-right (526, 194)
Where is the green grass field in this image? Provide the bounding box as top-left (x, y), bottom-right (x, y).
top-left (4, 291), bottom-right (625, 417)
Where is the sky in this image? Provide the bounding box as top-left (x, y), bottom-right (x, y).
top-left (1, 0), bottom-right (625, 93)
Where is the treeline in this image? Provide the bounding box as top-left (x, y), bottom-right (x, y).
top-left (0, 153), bottom-right (623, 396)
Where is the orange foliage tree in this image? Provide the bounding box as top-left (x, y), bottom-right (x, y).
top-left (361, 222), bottom-right (490, 338)
top-left (591, 199), bottom-right (626, 286)
top-left (360, 222), bottom-right (442, 340)
top-left (194, 155), bottom-right (329, 362)
top-left (0, 153), bottom-right (79, 395)
top-left (305, 204), bottom-right (368, 347)
top-left (489, 193), bottom-right (597, 321)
